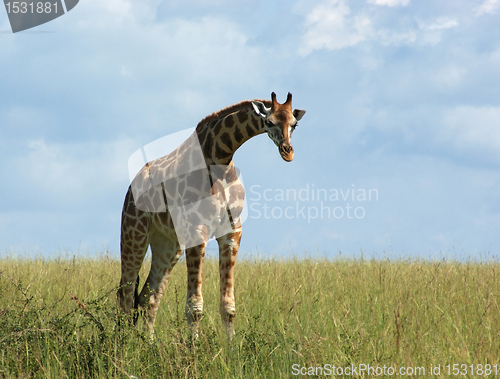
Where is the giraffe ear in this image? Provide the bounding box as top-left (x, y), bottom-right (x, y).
top-left (251, 101), bottom-right (271, 118)
top-left (293, 109), bottom-right (306, 121)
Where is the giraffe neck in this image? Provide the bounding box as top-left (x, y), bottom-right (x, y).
top-left (197, 103), bottom-right (269, 166)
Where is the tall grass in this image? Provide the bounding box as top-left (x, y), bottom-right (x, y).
top-left (0, 255), bottom-right (499, 378)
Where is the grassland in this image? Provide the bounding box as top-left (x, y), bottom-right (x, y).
top-left (0, 254), bottom-right (499, 378)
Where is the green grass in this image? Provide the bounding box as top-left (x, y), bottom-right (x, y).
top-left (0, 255), bottom-right (499, 378)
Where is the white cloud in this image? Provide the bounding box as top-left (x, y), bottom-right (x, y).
top-left (64, 10), bottom-right (263, 91)
top-left (441, 106), bottom-right (500, 162)
top-left (432, 66), bottom-right (467, 91)
top-left (299, 1), bottom-right (458, 54)
top-left (367, 0), bottom-right (410, 7)
top-left (419, 17), bottom-right (458, 31)
top-left (0, 3), bottom-right (268, 143)
top-left (2, 0), bottom-right (500, 257)
top-left (375, 28), bottom-right (418, 45)
top-left (299, 0), bottom-right (372, 55)
top-left (412, 17), bottom-right (459, 45)
top-left (16, 138), bottom-right (135, 208)
top-left (476, 0), bottom-right (500, 16)
top-left (74, 0), bottom-right (160, 27)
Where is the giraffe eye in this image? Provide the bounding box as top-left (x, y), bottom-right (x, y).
top-left (265, 120), bottom-right (275, 128)
top-left (292, 122), bottom-right (298, 131)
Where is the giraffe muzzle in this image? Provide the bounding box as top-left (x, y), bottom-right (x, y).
top-left (279, 144), bottom-right (294, 162)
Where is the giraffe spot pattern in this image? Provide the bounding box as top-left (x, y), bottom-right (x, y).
top-left (219, 132), bottom-right (233, 151)
top-left (234, 126), bottom-right (244, 143)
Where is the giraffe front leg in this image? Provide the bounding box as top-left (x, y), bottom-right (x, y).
top-left (216, 229), bottom-right (242, 340)
top-left (185, 243), bottom-right (206, 339)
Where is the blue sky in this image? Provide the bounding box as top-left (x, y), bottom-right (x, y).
top-left (1, 0), bottom-right (499, 260)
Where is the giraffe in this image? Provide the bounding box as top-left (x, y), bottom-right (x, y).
top-left (117, 92), bottom-right (306, 339)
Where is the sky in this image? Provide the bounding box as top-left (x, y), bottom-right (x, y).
top-left (1, 0), bottom-right (499, 261)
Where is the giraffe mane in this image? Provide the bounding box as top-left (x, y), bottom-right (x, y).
top-left (196, 99), bottom-right (272, 131)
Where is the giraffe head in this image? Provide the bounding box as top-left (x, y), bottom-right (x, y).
top-left (251, 92), bottom-right (306, 162)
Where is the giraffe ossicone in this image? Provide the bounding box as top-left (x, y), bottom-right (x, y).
top-left (118, 92), bottom-right (306, 339)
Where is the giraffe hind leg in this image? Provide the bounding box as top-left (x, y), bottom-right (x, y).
top-left (137, 231), bottom-right (183, 335)
top-left (117, 189), bottom-right (151, 317)
top-left (133, 274), bottom-right (141, 325)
